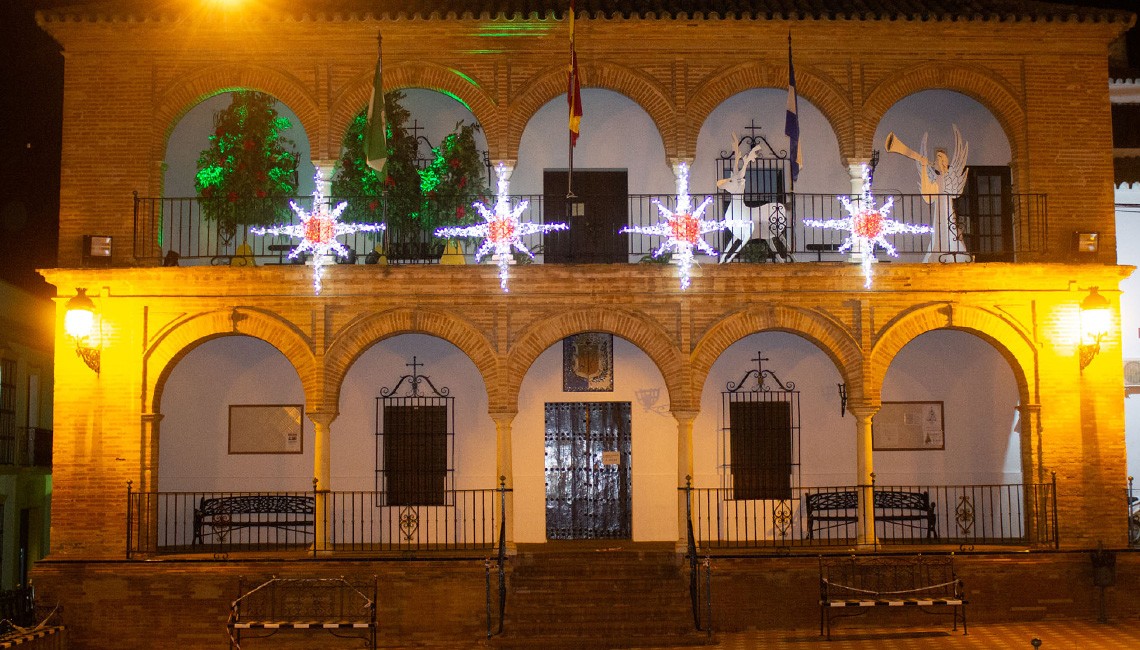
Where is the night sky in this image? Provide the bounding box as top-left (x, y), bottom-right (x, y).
top-left (0, 0), bottom-right (1135, 300)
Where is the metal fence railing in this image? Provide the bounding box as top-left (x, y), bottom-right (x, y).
top-left (683, 478), bottom-right (1058, 551)
top-left (126, 484), bottom-right (502, 558)
top-left (1128, 477), bottom-right (1139, 548)
top-left (133, 191), bottom-right (1048, 266)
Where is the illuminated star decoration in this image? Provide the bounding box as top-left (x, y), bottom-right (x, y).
top-left (435, 162), bottom-right (567, 292)
top-left (804, 164), bottom-right (931, 288)
top-left (250, 169), bottom-right (385, 294)
top-left (621, 162), bottom-right (748, 290)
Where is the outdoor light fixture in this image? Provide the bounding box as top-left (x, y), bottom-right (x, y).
top-left (1079, 287), bottom-right (1111, 372)
top-left (82, 235), bottom-right (112, 268)
top-left (64, 288), bottom-right (100, 374)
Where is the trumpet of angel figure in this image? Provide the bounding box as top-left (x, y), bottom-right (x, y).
top-left (884, 125), bottom-right (970, 263)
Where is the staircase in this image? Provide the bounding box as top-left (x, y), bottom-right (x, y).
top-left (493, 542), bottom-right (712, 648)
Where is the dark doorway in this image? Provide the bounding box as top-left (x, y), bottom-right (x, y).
top-left (545, 402), bottom-right (632, 539)
top-left (543, 170), bottom-right (629, 264)
top-left (955, 166), bottom-right (1013, 262)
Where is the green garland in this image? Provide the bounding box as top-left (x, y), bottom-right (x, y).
top-left (195, 91), bottom-right (298, 239)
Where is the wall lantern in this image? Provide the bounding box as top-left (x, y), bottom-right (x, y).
top-left (64, 288), bottom-right (100, 374)
top-left (1079, 287), bottom-right (1111, 372)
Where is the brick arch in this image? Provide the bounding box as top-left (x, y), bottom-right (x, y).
top-left (867, 303), bottom-right (1035, 405)
top-left (322, 308), bottom-right (500, 413)
top-left (146, 307), bottom-right (318, 415)
top-left (330, 61), bottom-right (501, 162)
top-left (150, 63), bottom-right (320, 180)
top-left (505, 308), bottom-right (688, 410)
top-left (690, 304), bottom-right (864, 402)
top-left (504, 61), bottom-right (675, 161)
top-left (861, 62), bottom-right (1026, 164)
top-left (686, 61), bottom-right (854, 161)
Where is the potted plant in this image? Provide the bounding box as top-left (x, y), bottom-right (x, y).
top-left (195, 91), bottom-right (299, 247)
top-left (332, 91), bottom-right (487, 263)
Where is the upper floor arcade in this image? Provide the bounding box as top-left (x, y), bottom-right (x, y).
top-left (37, 0), bottom-right (1134, 270)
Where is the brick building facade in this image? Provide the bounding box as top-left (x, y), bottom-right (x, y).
top-left (30, 1), bottom-right (1138, 646)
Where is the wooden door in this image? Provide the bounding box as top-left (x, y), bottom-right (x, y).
top-left (543, 170), bottom-right (629, 264)
top-left (955, 166), bottom-right (1013, 262)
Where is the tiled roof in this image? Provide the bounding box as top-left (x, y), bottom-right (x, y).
top-left (35, 0), bottom-right (1136, 23)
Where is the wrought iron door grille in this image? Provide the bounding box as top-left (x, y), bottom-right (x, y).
top-left (545, 402), bottom-right (632, 539)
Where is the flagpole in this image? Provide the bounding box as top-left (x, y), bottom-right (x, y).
top-left (567, 0), bottom-right (578, 199)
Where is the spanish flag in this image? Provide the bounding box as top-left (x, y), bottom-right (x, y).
top-left (365, 33), bottom-right (388, 173)
top-left (568, 1), bottom-right (582, 148)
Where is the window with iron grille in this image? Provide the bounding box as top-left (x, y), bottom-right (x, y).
top-left (375, 357), bottom-right (455, 506)
top-left (0, 359), bottom-right (14, 466)
top-left (729, 401), bottom-right (793, 500)
top-left (381, 404), bottom-right (448, 506)
top-left (720, 351), bottom-right (800, 500)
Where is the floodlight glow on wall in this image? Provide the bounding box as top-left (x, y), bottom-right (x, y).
top-left (64, 288), bottom-right (100, 374)
top-left (1079, 287), bottom-right (1111, 372)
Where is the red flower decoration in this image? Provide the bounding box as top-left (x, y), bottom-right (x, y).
top-left (242, 139), bottom-right (255, 151)
top-left (668, 213), bottom-right (701, 244)
top-left (256, 189), bottom-right (267, 198)
top-left (369, 200), bottom-right (380, 211)
top-left (304, 216), bottom-right (335, 245)
top-left (385, 176), bottom-right (396, 187)
top-left (489, 217), bottom-right (516, 244)
top-left (202, 187), bottom-right (214, 198)
top-left (226, 191), bottom-right (239, 203)
top-left (458, 176), bottom-right (467, 189)
top-left (852, 210), bottom-right (884, 240)
top-left (449, 158), bottom-right (460, 169)
top-left (455, 206), bottom-right (466, 219)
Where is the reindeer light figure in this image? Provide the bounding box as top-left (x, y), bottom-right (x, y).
top-left (716, 134), bottom-right (788, 263)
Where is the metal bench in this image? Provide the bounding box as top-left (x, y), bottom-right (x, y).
top-left (819, 554), bottom-right (966, 639)
top-left (227, 576), bottom-right (377, 649)
top-left (806, 490), bottom-right (938, 540)
top-left (193, 494), bottom-right (315, 545)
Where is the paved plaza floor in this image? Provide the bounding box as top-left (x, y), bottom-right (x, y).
top-left (630, 620), bottom-right (1140, 650)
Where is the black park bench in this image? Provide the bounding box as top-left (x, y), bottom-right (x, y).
top-left (819, 554), bottom-right (967, 639)
top-left (193, 495), bottom-right (315, 545)
top-left (806, 490), bottom-right (938, 540)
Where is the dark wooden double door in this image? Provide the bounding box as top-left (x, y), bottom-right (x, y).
top-left (545, 402), bottom-right (632, 540)
top-left (543, 170), bottom-right (628, 264)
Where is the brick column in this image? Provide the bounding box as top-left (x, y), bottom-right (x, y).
top-left (846, 162), bottom-right (872, 266)
top-left (490, 409), bottom-right (517, 549)
top-left (313, 160), bottom-right (337, 191)
top-left (307, 410), bottom-right (336, 553)
top-left (849, 403), bottom-right (879, 548)
top-left (140, 412), bottom-right (163, 493)
top-left (672, 409), bottom-right (698, 549)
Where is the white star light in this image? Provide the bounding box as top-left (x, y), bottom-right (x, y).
top-left (250, 170), bottom-right (385, 294)
top-left (435, 162), bottom-right (567, 291)
top-left (804, 164), bottom-right (931, 288)
top-left (621, 162), bottom-right (749, 290)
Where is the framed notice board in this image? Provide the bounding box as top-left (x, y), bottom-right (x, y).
top-left (228, 404), bottom-right (304, 454)
top-left (872, 401), bottom-right (944, 451)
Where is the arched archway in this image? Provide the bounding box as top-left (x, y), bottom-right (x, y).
top-left (331, 61), bottom-right (500, 161)
top-left (686, 61), bottom-right (854, 163)
top-left (322, 307), bottom-right (501, 412)
top-left (157, 335), bottom-right (313, 493)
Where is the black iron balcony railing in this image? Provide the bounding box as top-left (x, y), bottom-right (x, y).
top-left (683, 479), bottom-right (1058, 551)
top-left (125, 486), bottom-right (501, 558)
top-left (0, 428), bottom-right (52, 468)
top-left (133, 190), bottom-right (1047, 266)
top-left (1128, 478), bottom-right (1139, 548)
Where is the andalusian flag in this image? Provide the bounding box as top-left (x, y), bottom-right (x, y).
top-left (365, 33), bottom-right (388, 173)
top-left (568, 1), bottom-right (582, 148)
